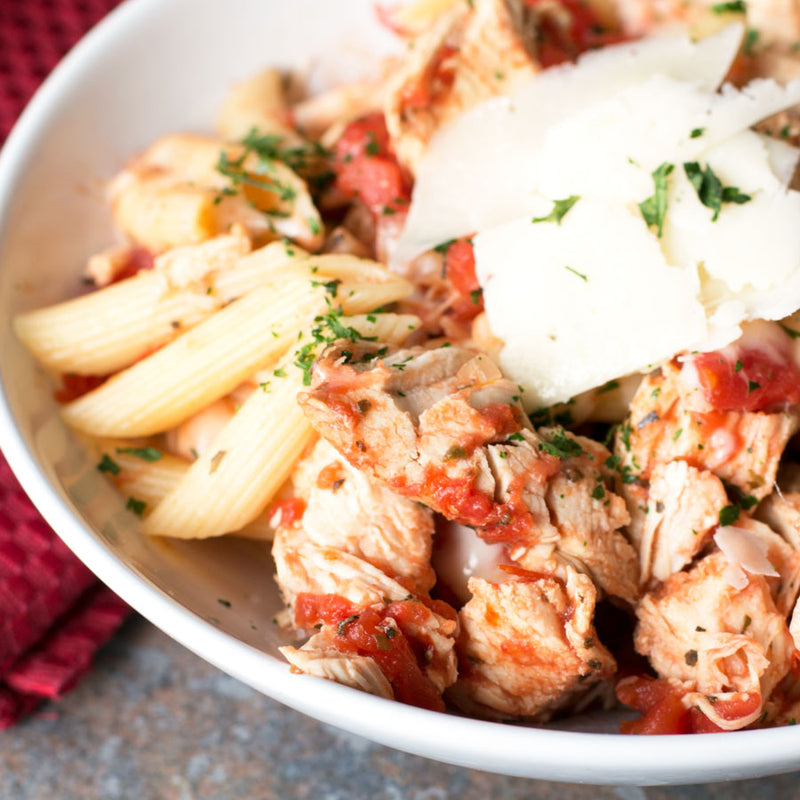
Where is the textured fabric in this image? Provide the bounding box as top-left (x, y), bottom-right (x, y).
top-left (0, 0), bottom-right (130, 728)
top-left (0, 0), bottom-right (122, 143)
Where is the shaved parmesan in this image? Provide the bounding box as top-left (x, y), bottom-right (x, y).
top-left (393, 25), bottom-right (745, 264)
top-left (715, 526), bottom-right (780, 591)
top-left (474, 203), bottom-right (706, 406)
top-left (393, 23), bottom-right (800, 406)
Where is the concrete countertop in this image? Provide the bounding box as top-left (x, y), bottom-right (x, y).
top-left (1, 615), bottom-right (798, 799)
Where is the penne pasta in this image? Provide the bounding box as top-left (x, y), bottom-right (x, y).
top-left (14, 230), bottom-right (251, 376)
top-left (143, 312), bottom-right (422, 539)
top-left (110, 176), bottom-right (216, 252)
top-left (95, 439), bottom-right (274, 540)
top-left (217, 68), bottom-right (298, 143)
top-left (112, 133), bottom-right (325, 251)
top-left (61, 272), bottom-right (412, 437)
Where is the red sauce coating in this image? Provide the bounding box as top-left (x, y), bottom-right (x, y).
top-left (444, 239), bottom-right (484, 322)
top-left (693, 348), bottom-right (800, 413)
top-left (110, 246), bottom-right (154, 284)
top-left (269, 497), bottom-right (306, 528)
top-left (400, 42), bottom-right (459, 111)
top-left (54, 373), bottom-right (106, 404)
top-left (294, 593), bottom-right (446, 711)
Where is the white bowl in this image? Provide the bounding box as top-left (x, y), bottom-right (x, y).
top-left (2, 0), bottom-right (800, 784)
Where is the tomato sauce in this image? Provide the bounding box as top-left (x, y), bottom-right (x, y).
top-left (400, 42), bottom-right (459, 111)
top-left (293, 592), bottom-right (447, 711)
top-left (269, 497), bottom-right (306, 528)
top-left (53, 373), bottom-right (107, 404)
top-left (110, 246), bottom-right (154, 283)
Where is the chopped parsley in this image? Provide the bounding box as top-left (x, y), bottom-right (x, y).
top-left (538, 428), bottom-right (585, 460)
top-left (596, 380), bottom-right (620, 395)
top-left (443, 445), bottom-right (467, 461)
top-left (780, 323), bottom-right (800, 339)
top-left (747, 380), bottom-right (760, 393)
top-left (531, 195), bottom-right (580, 226)
top-left (116, 446), bottom-right (162, 462)
top-left (690, 127), bottom-right (706, 139)
top-left (564, 266), bottom-right (588, 282)
top-left (337, 614), bottom-right (360, 636)
top-left (97, 454), bottom-right (120, 475)
top-left (711, 1), bottom-right (746, 12)
top-left (216, 150), bottom-right (297, 203)
top-left (310, 278), bottom-right (341, 297)
top-left (735, 360), bottom-right (744, 372)
top-left (126, 497), bottom-right (146, 517)
top-left (683, 161), bottom-right (751, 221)
top-left (639, 162), bottom-right (673, 237)
top-left (591, 484), bottom-right (605, 500)
top-left (719, 504), bottom-right (740, 527)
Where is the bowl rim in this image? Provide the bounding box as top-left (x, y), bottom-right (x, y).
top-left (1, 0), bottom-right (800, 785)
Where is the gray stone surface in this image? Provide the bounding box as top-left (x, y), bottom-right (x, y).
top-left (1, 616), bottom-right (799, 799)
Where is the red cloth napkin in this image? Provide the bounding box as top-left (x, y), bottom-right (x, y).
top-left (0, 0), bottom-right (130, 728)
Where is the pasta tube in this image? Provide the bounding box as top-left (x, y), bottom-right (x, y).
top-left (61, 273), bottom-right (411, 437)
top-left (143, 312), bottom-right (422, 539)
top-left (14, 230), bottom-right (251, 375)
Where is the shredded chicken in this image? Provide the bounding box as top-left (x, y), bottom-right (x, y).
top-left (449, 571), bottom-right (615, 719)
top-left (280, 628), bottom-right (394, 699)
top-left (635, 550), bottom-right (795, 730)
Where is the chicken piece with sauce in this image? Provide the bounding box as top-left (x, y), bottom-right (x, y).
top-left (300, 341), bottom-right (638, 602)
top-left (273, 438), bottom-right (457, 709)
top-left (299, 341), bottom-right (637, 718)
top-left (449, 569), bottom-right (616, 720)
top-left (633, 550), bottom-right (795, 730)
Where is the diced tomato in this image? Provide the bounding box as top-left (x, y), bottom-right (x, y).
top-left (268, 497), bottom-right (306, 528)
top-left (334, 112), bottom-right (393, 164)
top-left (336, 156), bottom-right (409, 216)
top-left (333, 113), bottom-right (411, 218)
top-left (293, 592), bottom-right (446, 711)
top-left (617, 676), bottom-right (692, 735)
top-left (53, 373), bottom-right (106, 404)
top-left (617, 675), bottom-right (758, 735)
top-left (692, 348), bottom-right (800, 413)
top-left (444, 239), bottom-right (479, 297)
top-left (521, 0), bottom-right (628, 67)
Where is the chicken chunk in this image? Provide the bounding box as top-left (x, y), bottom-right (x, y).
top-left (384, 0), bottom-right (539, 172)
top-left (290, 439), bottom-right (436, 595)
top-left (280, 629), bottom-right (393, 699)
top-left (300, 343), bottom-right (638, 601)
top-left (617, 362), bottom-right (799, 501)
top-left (272, 436), bottom-right (458, 707)
top-left (757, 465), bottom-right (800, 550)
top-left (449, 570), bottom-right (615, 719)
top-left (635, 551), bottom-right (795, 730)
top-left (638, 460), bottom-right (728, 584)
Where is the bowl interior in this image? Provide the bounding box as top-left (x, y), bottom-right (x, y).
top-left (2, 0), bottom-right (800, 784)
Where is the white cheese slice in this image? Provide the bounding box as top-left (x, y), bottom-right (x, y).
top-left (391, 25), bottom-right (745, 265)
top-left (474, 202), bottom-right (707, 407)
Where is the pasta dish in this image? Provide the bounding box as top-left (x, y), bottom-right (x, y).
top-left (16, 0), bottom-right (800, 734)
